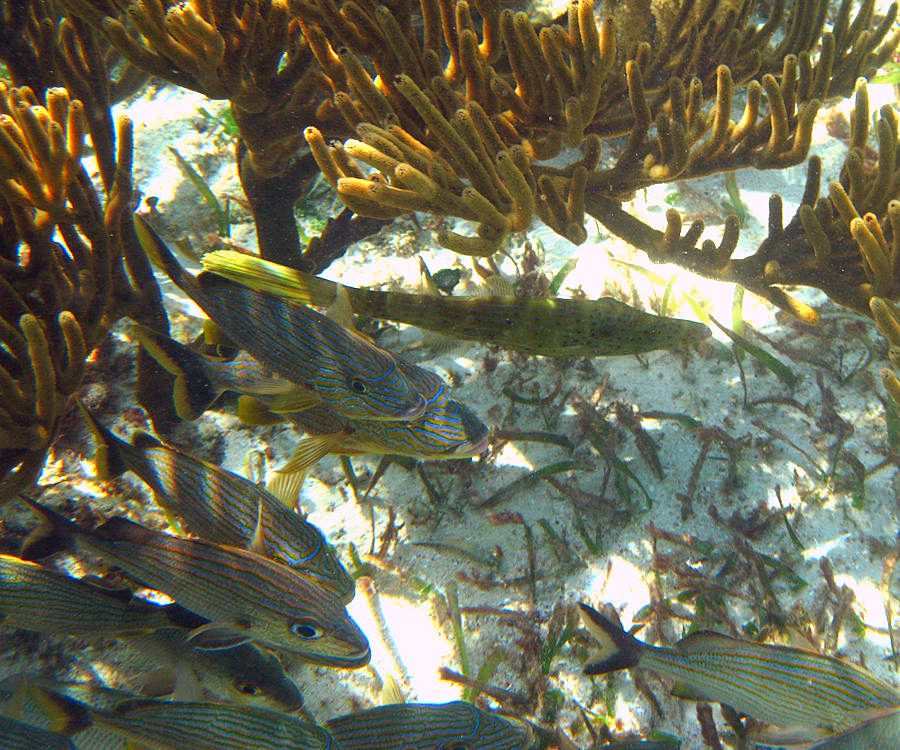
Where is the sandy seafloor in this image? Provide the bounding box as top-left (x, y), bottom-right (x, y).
top-left (3, 59), bottom-right (900, 750)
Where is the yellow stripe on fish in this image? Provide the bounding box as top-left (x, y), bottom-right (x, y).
top-left (79, 404), bottom-right (355, 604)
top-left (134, 214), bottom-right (428, 422)
top-left (579, 602), bottom-right (900, 735)
top-left (19, 497), bottom-right (370, 668)
top-left (201, 249), bottom-right (711, 356)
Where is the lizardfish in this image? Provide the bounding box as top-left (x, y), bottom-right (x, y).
top-left (201, 249), bottom-right (711, 357)
top-left (579, 603), bottom-right (900, 735)
top-left (15, 683), bottom-right (337, 750)
top-left (323, 701), bottom-right (533, 749)
top-left (20, 496), bottom-right (370, 667)
top-left (80, 404), bottom-right (355, 604)
top-left (134, 214), bottom-right (428, 422)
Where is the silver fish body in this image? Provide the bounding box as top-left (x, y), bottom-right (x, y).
top-left (323, 701), bottom-right (533, 749)
top-left (21, 498), bottom-right (370, 667)
top-left (754, 707), bottom-right (900, 749)
top-left (580, 603), bottom-right (900, 734)
top-left (81, 408), bottom-right (355, 603)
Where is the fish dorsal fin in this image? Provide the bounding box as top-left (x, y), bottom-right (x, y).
top-left (76, 401), bottom-right (131, 480)
top-left (265, 389), bottom-right (322, 414)
top-left (237, 396), bottom-right (285, 426)
top-left (275, 436), bottom-right (339, 477)
top-left (418, 256), bottom-right (441, 297)
top-left (265, 469), bottom-right (308, 509)
top-left (379, 674), bottom-right (406, 705)
top-left (249, 500), bottom-right (266, 555)
top-left (480, 275), bottom-right (515, 297)
top-left (95, 516), bottom-right (158, 544)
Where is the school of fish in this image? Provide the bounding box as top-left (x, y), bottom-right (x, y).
top-left (3, 215), bottom-right (894, 749)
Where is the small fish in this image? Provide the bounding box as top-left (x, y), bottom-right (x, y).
top-left (80, 404), bottom-right (355, 604)
top-left (0, 715), bottom-right (76, 749)
top-left (16, 683), bottom-right (337, 750)
top-left (0, 553), bottom-right (172, 636)
top-left (265, 398), bottom-right (489, 503)
top-left (134, 215), bottom-right (428, 421)
top-left (201, 249), bottom-right (712, 356)
top-left (579, 603), bottom-right (900, 736)
top-left (323, 701), bottom-right (533, 749)
top-left (20, 497), bottom-right (370, 667)
top-left (131, 323), bottom-right (312, 421)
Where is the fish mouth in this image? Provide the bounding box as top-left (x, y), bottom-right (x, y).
top-left (295, 644), bottom-right (371, 669)
top-left (399, 393), bottom-right (429, 420)
top-left (448, 434), bottom-right (490, 457)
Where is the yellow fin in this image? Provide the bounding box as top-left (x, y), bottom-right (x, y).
top-left (274, 436), bottom-right (339, 475)
top-left (265, 470), bottom-right (308, 508)
top-left (264, 389), bottom-right (323, 414)
top-left (249, 500), bottom-right (266, 555)
top-left (200, 249), bottom-right (328, 306)
top-left (326, 283), bottom-right (355, 329)
top-left (479, 275), bottom-right (515, 297)
top-left (379, 674), bottom-right (406, 705)
top-left (417, 256), bottom-right (441, 297)
top-left (237, 396), bottom-right (285, 426)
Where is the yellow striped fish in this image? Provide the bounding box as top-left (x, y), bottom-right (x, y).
top-left (16, 683), bottom-right (337, 750)
top-left (798, 706), bottom-right (900, 749)
top-left (0, 554), bottom-right (174, 636)
top-left (133, 215), bottom-right (428, 422)
top-left (80, 405), bottom-right (355, 604)
top-left (201, 250), bottom-right (712, 357)
top-left (0, 715), bottom-right (76, 749)
top-left (579, 603), bottom-right (900, 735)
top-left (19, 497), bottom-right (370, 667)
top-left (323, 701), bottom-right (533, 749)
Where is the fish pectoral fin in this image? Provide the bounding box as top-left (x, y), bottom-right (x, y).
top-left (186, 621), bottom-right (254, 651)
top-left (668, 682), bottom-right (712, 701)
top-left (265, 470), bottom-right (308, 508)
top-left (237, 396), bottom-right (285, 426)
top-left (134, 668), bottom-right (176, 698)
top-left (265, 389), bottom-right (323, 414)
top-left (275, 437), bottom-right (338, 476)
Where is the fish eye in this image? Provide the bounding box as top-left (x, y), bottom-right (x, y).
top-left (235, 682), bottom-right (261, 696)
top-left (290, 620), bottom-right (322, 640)
top-left (349, 378), bottom-right (368, 394)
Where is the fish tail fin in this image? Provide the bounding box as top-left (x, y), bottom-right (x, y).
top-left (23, 682), bottom-right (93, 735)
top-left (132, 215), bottom-right (201, 297)
top-left (131, 323), bottom-right (219, 421)
top-left (76, 400), bottom-right (131, 479)
top-left (200, 249), bottom-right (336, 307)
top-left (18, 496), bottom-right (75, 560)
top-left (578, 602), bottom-right (643, 676)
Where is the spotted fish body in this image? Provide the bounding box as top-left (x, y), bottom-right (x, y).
top-left (20, 498), bottom-right (370, 667)
top-left (201, 250), bottom-right (712, 357)
top-left (81, 407), bottom-right (355, 604)
top-left (133, 215), bottom-right (427, 422)
top-left (580, 603), bottom-right (900, 734)
top-left (323, 701), bottom-right (533, 749)
top-left (0, 554), bottom-right (169, 636)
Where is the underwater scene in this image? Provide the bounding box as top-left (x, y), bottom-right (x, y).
top-left (2, 0), bottom-right (900, 747)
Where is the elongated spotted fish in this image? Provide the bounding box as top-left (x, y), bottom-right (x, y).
top-left (579, 603), bottom-right (900, 735)
top-left (19, 497), bottom-right (370, 667)
top-left (133, 215), bottom-right (427, 421)
top-left (201, 249), bottom-right (711, 357)
top-left (15, 683), bottom-right (337, 750)
top-left (323, 701), bottom-right (533, 749)
top-left (79, 404), bottom-right (355, 604)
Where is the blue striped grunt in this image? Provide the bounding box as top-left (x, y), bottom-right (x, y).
top-left (0, 553), bottom-right (169, 636)
top-left (579, 603), bottom-right (900, 735)
top-left (323, 701), bottom-right (533, 749)
top-left (265, 397), bottom-right (489, 503)
top-left (201, 249), bottom-right (712, 357)
top-left (133, 215), bottom-right (428, 422)
top-left (19, 497), bottom-right (370, 667)
top-left (15, 683), bottom-right (337, 750)
top-left (80, 405), bottom-right (356, 604)
top-left (0, 714), bottom-right (76, 749)
top-left (130, 323), bottom-right (310, 421)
